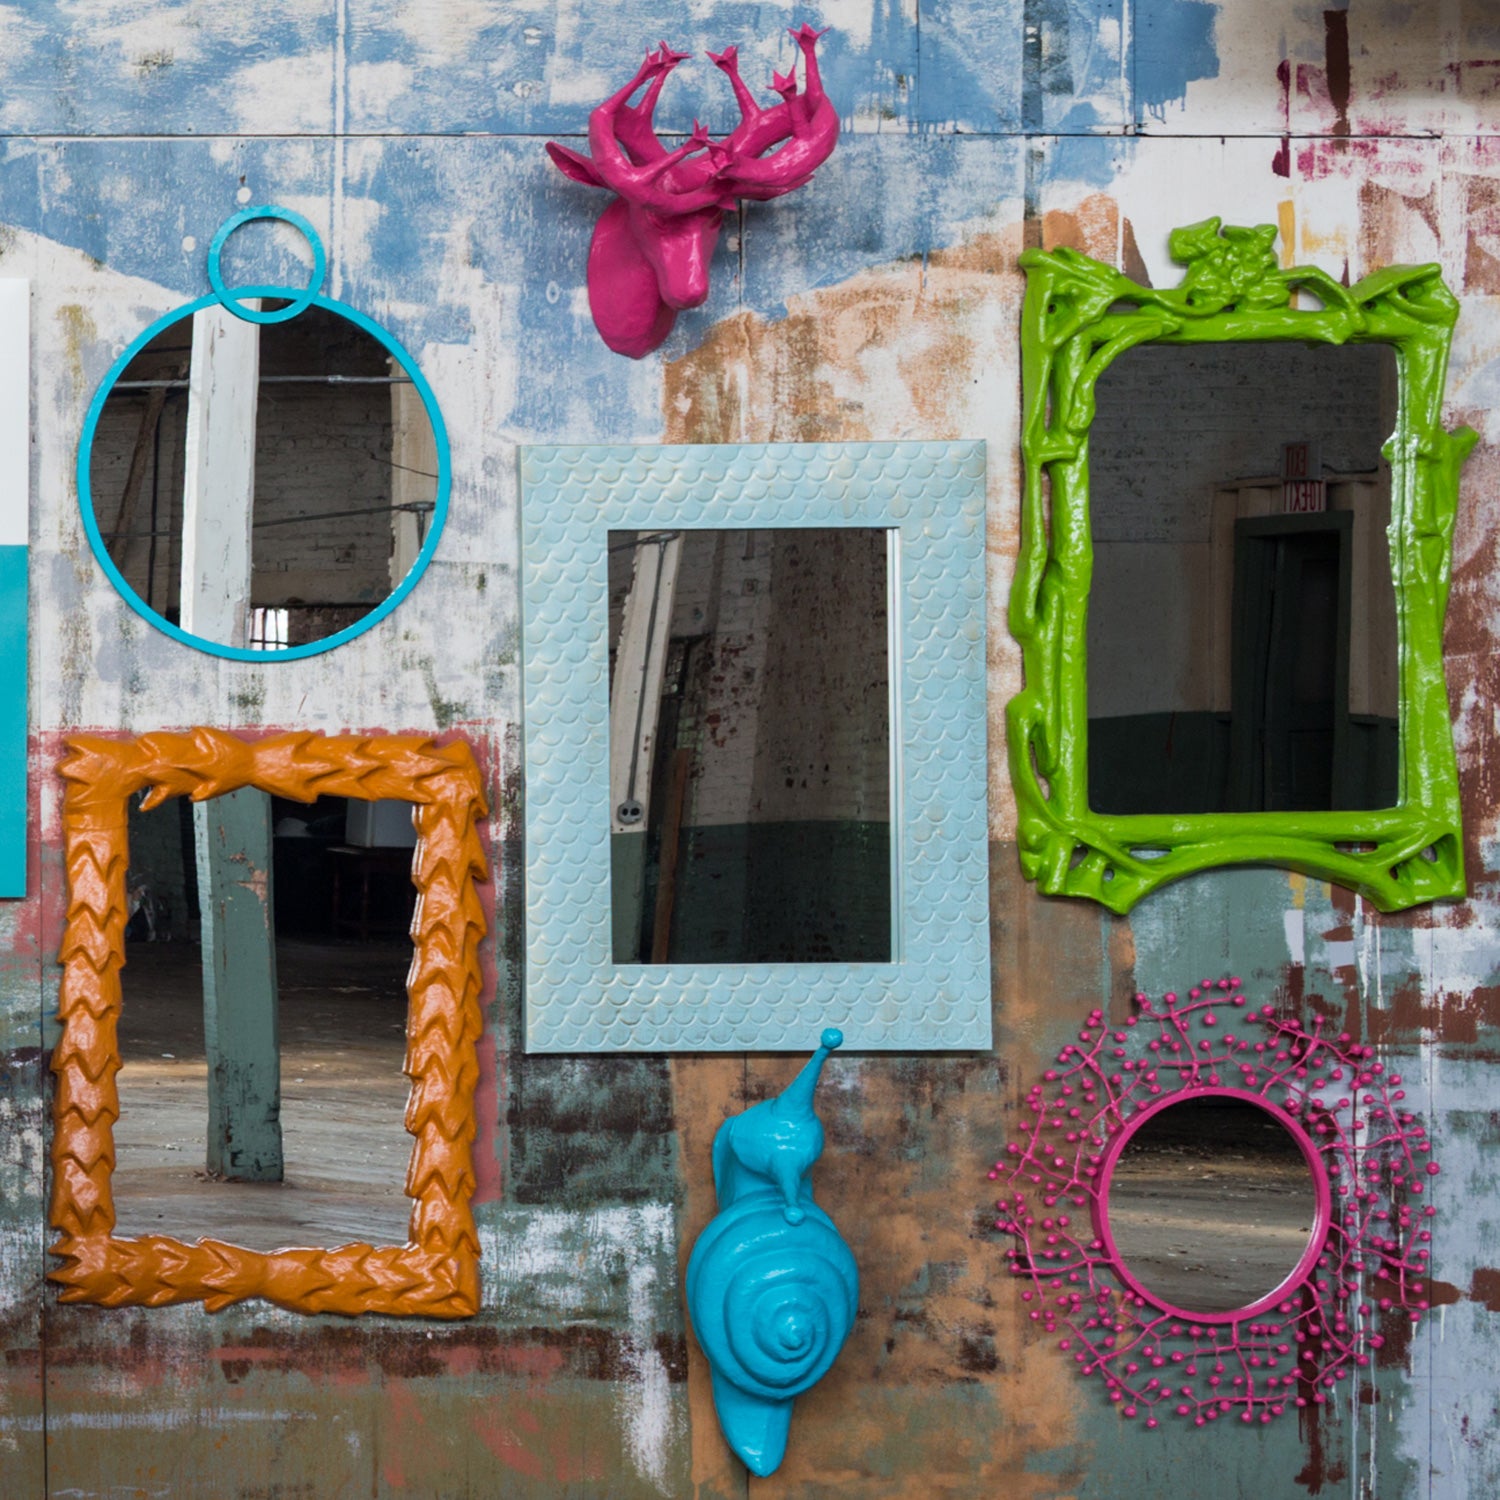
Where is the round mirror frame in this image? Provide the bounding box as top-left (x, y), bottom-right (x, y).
top-left (1094, 1086), bottom-right (1330, 1324)
top-left (990, 977), bottom-right (1438, 1428)
top-left (78, 206), bottom-right (451, 662)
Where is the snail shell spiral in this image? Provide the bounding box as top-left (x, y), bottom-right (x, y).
top-left (687, 1194), bottom-right (858, 1421)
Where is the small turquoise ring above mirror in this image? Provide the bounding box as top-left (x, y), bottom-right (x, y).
top-left (207, 205), bottom-right (328, 325)
top-left (78, 210), bottom-right (450, 662)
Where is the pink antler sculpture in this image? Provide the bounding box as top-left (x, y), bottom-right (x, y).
top-left (547, 26), bottom-right (838, 358)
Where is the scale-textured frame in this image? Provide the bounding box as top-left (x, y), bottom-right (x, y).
top-left (990, 979), bottom-right (1438, 1427)
top-left (520, 441), bottom-right (990, 1052)
top-left (1009, 218), bottom-right (1477, 913)
top-left (49, 729), bottom-right (488, 1317)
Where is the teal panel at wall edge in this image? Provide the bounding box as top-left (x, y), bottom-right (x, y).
top-left (0, 545), bottom-right (25, 896)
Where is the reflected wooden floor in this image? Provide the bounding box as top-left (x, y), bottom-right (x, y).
top-left (111, 937), bottom-right (416, 1253)
top-left (1106, 1148), bottom-right (1317, 1314)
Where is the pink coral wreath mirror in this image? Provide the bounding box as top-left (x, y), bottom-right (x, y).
top-left (990, 978), bottom-right (1438, 1427)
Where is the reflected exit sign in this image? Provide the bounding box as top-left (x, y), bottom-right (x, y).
top-left (1282, 440), bottom-right (1325, 513)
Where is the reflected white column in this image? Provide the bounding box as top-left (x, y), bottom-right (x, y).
top-left (180, 303), bottom-right (259, 646)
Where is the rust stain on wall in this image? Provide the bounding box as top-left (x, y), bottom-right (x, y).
top-left (1461, 175), bottom-right (1500, 293)
top-left (670, 1052), bottom-right (757, 1498)
top-left (54, 302), bottom-right (97, 414)
top-left (1306, 969), bottom-right (1500, 1054)
top-left (1468, 1267), bottom-right (1500, 1311)
top-left (1041, 194), bottom-right (1151, 286)
top-left (662, 850), bottom-right (1122, 1492)
top-left (663, 225), bottom-right (1026, 846)
top-left (201, 1324), bottom-right (646, 1385)
top-left (730, 1049), bottom-right (1085, 1498)
top-left (1356, 177), bottom-right (1444, 259)
top-left (1324, 10), bottom-right (1352, 136)
top-left (664, 233), bottom-right (1021, 451)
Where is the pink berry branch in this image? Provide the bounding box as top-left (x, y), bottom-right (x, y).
top-left (989, 978), bottom-right (1437, 1427)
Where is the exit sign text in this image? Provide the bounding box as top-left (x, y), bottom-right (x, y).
top-left (1282, 440), bottom-right (1325, 513)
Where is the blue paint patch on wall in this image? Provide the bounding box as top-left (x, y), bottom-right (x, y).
top-left (1042, 134), bottom-right (1129, 192)
top-left (0, 133), bottom-right (1025, 431)
top-left (914, 0), bottom-right (1025, 132)
top-left (1128, 866), bottom-right (1303, 994)
top-left (0, 139), bottom-right (335, 300)
top-left (0, 0), bottom-right (335, 137)
top-left (1045, 0), bottom-right (1129, 131)
top-left (1132, 0), bottom-right (1220, 121)
top-left (421, 139), bottom-right (707, 440)
top-left (0, 134), bottom-right (685, 445)
top-left (345, 1), bottom-right (918, 137)
top-left (0, 546), bottom-right (25, 897)
top-left (740, 135), bottom-right (1024, 318)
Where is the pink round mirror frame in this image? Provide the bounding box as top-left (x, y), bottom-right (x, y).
top-left (989, 977), bottom-right (1438, 1427)
top-left (1094, 1086), bottom-right (1331, 1324)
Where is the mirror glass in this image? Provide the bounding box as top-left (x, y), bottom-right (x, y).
top-left (111, 794), bottom-right (418, 1251)
top-left (85, 302), bottom-right (439, 653)
top-left (1087, 342), bottom-right (1399, 815)
top-left (607, 527), bottom-right (892, 965)
top-left (1104, 1095), bottom-right (1320, 1315)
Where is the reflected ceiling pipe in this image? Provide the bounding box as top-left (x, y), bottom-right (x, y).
top-left (547, 25), bottom-right (839, 358)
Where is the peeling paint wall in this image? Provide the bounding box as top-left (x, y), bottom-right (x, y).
top-left (2, 2), bottom-right (1500, 1497)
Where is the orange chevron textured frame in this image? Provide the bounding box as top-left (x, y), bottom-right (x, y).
top-left (49, 729), bottom-right (488, 1317)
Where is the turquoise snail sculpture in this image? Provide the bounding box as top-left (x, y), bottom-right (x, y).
top-left (685, 1028), bottom-right (858, 1477)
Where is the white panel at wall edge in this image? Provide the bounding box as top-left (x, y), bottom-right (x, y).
top-left (0, 281), bottom-right (29, 548)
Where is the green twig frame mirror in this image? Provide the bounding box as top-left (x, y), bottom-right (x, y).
top-left (1008, 218), bottom-right (1476, 913)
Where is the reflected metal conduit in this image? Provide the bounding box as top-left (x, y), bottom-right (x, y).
top-left (101, 499), bottom-right (437, 541)
top-left (113, 374), bottom-right (417, 389)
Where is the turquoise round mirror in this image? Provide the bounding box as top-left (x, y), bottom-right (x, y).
top-left (78, 207), bottom-right (450, 661)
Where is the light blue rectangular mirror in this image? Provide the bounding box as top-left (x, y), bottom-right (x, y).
top-left (520, 442), bottom-right (989, 1052)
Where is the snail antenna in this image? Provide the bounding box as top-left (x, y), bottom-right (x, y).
top-left (773, 1026), bottom-right (843, 1119)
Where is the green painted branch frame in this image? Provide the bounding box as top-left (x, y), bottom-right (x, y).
top-left (1008, 219), bottom-right (1477, 914)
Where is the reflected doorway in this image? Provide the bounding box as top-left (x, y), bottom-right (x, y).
top-left (1086, 341), bottom-right (1399, 816)
top-left (1228, 512), bottom-right (1395, 811)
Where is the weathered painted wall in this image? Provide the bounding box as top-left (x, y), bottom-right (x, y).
top-left (2, 2), bottom-right (1499, 1497)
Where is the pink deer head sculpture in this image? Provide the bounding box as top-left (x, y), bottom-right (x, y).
top-left (546, 25), bottom-right (838, 358)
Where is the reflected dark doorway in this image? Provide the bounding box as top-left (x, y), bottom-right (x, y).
top-left (1086, 341), bottom-right (1399, 815)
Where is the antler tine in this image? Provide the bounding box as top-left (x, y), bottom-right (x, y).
top-left (790, 23), bottom-right (831, 104)
top-left (713, 26), bottom-right (838, 199)
top-left (708, 44), bottom-right (766, 130)
top-left (547, 46), bottom-right (675, 188)
top-left (581, 47), bottom-right (731, 213)
top-left (613, 43), bottom-right (689, 163)
top-left (601, 46), bottom-right (675, 117)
